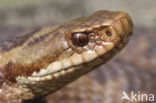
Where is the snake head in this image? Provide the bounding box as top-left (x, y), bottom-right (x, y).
top-left (13, 10), bottom-right (133, 99)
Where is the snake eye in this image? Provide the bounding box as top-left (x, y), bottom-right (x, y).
top-left (71, 32), bottom-right (89, 47)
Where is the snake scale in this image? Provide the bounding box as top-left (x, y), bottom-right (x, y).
top-left (0, 10), bottom-right (155, 103)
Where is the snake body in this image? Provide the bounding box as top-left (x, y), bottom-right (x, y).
top-left (0, 10), bottom-right (133, 103)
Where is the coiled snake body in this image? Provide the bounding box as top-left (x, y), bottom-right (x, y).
top-left (1, 10), bottom-right (153, 103)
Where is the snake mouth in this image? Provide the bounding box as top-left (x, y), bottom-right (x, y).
top-left (24, 41), bottom-right (114, 81)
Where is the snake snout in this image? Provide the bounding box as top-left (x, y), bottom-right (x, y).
top-left (110, 12), bottom-right (133, 46)
top-left (118, 13), bottom-right (133, 38)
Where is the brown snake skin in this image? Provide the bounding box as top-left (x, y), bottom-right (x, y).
top-left (0, 10), bottom-right (155, 103)
top-left (45, 27), bottom-right (156, 103)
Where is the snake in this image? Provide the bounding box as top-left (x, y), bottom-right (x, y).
top-left (0, 10), bottom-right (135, 103)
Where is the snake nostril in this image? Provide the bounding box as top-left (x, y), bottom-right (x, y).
top-left (105, 29), bottom-right (112, 37)
top-left (98, 27), bottom-right (117, 42)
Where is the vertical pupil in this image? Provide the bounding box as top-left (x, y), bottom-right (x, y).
top-left (78, 35), bottom-right (83, 43)
top-left (72, 33), bottom-right (89, 47)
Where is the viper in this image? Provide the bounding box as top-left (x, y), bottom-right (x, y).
top-left (0, 10), bottom-right (133, 103)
